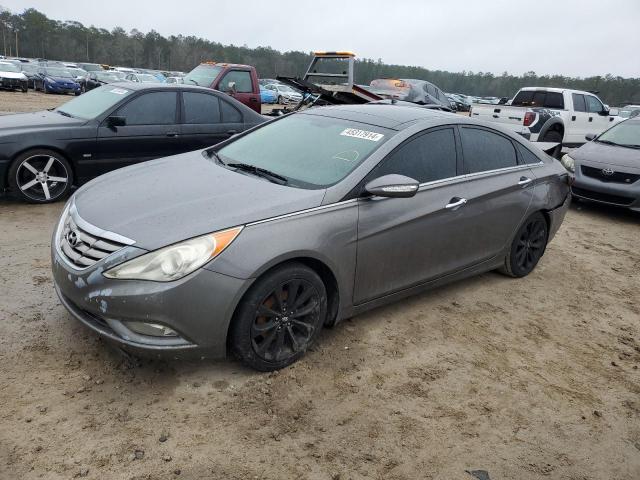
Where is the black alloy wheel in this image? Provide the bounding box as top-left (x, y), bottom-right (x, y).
top-left (8, 150), bottom-right (73, 203)
top-left (230, 263), bottom-right (327, 371)
top-left (501, 212), bottom-right (548, 278)
top-left (251, 279), bottom-right (320, 363)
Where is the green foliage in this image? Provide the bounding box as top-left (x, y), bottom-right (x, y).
top-left (1, 7), bottom-right (638, 105)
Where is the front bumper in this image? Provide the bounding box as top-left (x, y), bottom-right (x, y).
top-left (571, 169), bottom-right (640, 211)
top-left (46, 83), bottom-right (80, 93)
top-left (52, 240), bottom-right (252, 359)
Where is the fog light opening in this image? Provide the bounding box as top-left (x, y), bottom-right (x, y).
top-left (126, 321), bottom-right (179, 337)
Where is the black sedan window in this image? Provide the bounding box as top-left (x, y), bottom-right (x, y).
top-left (116, 92), bottom-right (177, 125)
top-left (217, 114), bottom-right (391, 189)
top-left (184, 92), bottom-right (221, 124)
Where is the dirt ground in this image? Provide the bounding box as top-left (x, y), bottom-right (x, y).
top-left (1, 91), bottom-right (640, 480)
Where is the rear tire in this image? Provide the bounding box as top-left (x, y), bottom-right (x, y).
top-left (500, 212), bottom-right (549, 278)
top-left (229, 262), bottom-right (327, 371)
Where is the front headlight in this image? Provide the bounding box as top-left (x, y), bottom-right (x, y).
top-left (560, 154), bottom-right (575, 173)
top-left (103, 226), bottom-right (242, 282)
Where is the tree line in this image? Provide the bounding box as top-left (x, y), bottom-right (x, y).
top-left (2, 7), bottom-right (639, 106)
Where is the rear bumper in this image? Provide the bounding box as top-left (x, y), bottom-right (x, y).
top-left (547, 194), bottom-right (571, 242)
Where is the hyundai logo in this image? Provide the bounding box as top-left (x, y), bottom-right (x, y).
top-left (601, 168), bottom-right (615, 176)
top-left (66, 230), bottom-right (79, 247)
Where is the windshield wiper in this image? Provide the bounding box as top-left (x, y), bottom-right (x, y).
top-left (596, 139), bottom-right (620, 146)
top-left (227, 162), bottom-right (288, 185)
top-left (187, 78), bottom-right (200, 86)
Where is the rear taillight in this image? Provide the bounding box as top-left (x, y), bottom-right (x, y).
top-left (523, 112), bottom-right (536, 127)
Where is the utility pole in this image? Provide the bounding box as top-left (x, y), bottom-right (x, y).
top-left (14, 29), bottom-right (17, 57)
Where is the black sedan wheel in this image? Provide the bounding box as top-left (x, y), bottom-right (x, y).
top-left (8, 150), bottom-right (73, 203)
top-left (230, 263), bottom-right (327, 371)
top-left (501, 212), bottom-right (548, 278)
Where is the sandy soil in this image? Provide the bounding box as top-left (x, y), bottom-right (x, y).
top-left (1, 91), bottom-right (640, 480)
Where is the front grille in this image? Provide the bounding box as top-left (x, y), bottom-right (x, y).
top-left (581, 165), bottom-right (640, 184)
top-left (571, 186), bottom-right (636, 206)
top-left (59, 211), bottom-right (127, 268)
top-left (1, 78), bottom-right (20, 87)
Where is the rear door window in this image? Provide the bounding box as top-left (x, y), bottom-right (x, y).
top-left (373, 128), bottom-right (458, 183)
top-left (220, 99), bottom-right (242, 123)
top-left (183, 92), bottom-right (221, 124)
top-left (460, 127), bottom-right (518, 173)
top-left (115, 92), bottom-right (177, 125)
top-left (572, 93), bottom-right (586, 112)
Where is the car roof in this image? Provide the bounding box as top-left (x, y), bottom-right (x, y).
top-left (518, 86), bottom-right (599, 96)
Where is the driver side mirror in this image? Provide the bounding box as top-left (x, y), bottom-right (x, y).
top-left (608, 108), bottom-right (619, 116)
top-left (107, 116), bottom-right (126, 128)
top-left (585, 133), bottom-right (597, 141)
top-left (364, 174), bottom-right (419, 198)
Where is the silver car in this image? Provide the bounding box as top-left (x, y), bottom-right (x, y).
top-left (51, 104), bottom-right (570, 371)
top-left (562, 118), bottom-right (640, 211)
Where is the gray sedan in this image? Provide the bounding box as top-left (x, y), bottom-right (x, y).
top-left (562, 118), bottom-right (640, 211)
top-left (51, 104), bottom-right (570, 371)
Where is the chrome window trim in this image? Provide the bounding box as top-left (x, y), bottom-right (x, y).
top-left (68, 201), bottom-right (136, 246)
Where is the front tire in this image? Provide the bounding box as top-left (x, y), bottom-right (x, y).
top-left (500, 212), bottom-right (549, 278)
top-left (229, 263), bottom-right (327, 371)
top-left (8, 149), bottom-right (73, 204)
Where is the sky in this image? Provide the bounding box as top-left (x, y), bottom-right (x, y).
top-left (3, 0), bottom-right (640, 78)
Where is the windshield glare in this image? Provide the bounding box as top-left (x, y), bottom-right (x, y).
top-left (184, 64), bottom-right (223, 87)
top-left (97, 72), bottom-right (122, 81)
top-left (217, 114), bottom-right (390, 188)
top-left (0, 63), bottom-right (20, 73)
top-left (45, 68), bottom-right (73, 78)
top-left (598, 121), bottom-right (640, 147)
top-left (56, 85), bottom-right (132, 120)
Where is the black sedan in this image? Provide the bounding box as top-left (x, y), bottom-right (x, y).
top-left (0, 83), bottom-right (266, 203)
top-left (82, 70), bottom-right (127, 92)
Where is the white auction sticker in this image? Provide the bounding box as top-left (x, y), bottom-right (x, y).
top-left (110, 88), bottom-right (128, 95)
top-left (340, 128), bottom-right (384, 142)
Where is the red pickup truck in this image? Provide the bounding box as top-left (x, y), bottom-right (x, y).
top-left (183, 62), bottom-right (261, 113)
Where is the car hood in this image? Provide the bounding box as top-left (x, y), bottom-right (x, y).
top-left (0, 110), bottom-right (85, 133)
top-left (73, 152), bottom-right (327, 250)
top-left (572, 140), bottom-right (640, 170)
top-left (47, 76), bottom-right (77, 84)
top-left (0, 71), bottom-right (27, 80)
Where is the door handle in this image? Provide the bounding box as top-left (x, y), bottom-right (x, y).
top-left (166, 132), bottom-right (179, 138)
top-left (226, 130), bottom-right (238, 135)
top-left (445, 197), bottom-right (467, 210)
top-left (588, 117), bottom-right (593, 122)
top-left (249, 97), bottom-right (258, 102)
top-left (518, 176), bottom-right (533, 187)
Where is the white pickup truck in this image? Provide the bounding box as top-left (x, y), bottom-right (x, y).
top-left (470, 87), bottom-right (620, 150)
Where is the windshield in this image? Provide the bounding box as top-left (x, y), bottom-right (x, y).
top-left (217, 114), bottom-right (391, 189)
top-left (20, 63), bottom-right (38, 73)
top-left (597, 121), bottom-right (640, 148)
top-left (96, 72), bottom-right (123, 82)
top-left (44, 67), bottom-right (73, 78)
top-left (68, 68), bottom-right (86, 76)
top-left (56, 85), bottom-right (133, 120)
top-left (0, 63), bottom-right (20, 73)
top-left (138, 74), bottom-right (158, 82)
top-left (184, 64), bottom-right (223, 87)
